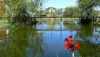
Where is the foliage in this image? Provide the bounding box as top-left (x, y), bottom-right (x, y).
top-left (4, 0), bottom-right (46, 24)
top-left (95, 0), bottom-right (100, 6)
top-left (0, 1), bottom-right (5, 17)
top-left (77, 0), bottom-right (100, 18)
top-left (63, 7), bottom-right (80, 18)
top-left (35, 10), bottom-right (46, 17)
top-left (77, 0), bottom-right (100, 24)
top-left (0, 19), bottom-right (9, 28)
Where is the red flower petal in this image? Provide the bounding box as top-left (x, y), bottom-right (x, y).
top-left (74, 43), bottom-right (80, 49)
top-left (64, 44), bottom-right (70, 49)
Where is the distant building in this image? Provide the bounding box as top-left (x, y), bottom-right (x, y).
top-left (56, 8), bottom-right (63, 17)
top-left (45, 7), bottom-right (57, 17)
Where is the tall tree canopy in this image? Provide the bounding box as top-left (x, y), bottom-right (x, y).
top-left (77, 0), bottom-right (100, 24)
top-left (4, 0), bottom-right (46, 24)
top-left (63, 7), bottom-right (80, 18)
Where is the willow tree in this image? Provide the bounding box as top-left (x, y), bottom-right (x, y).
top-left (77, 0), bottom-right (100, 24)
top-left (4, 0), bottom-right (45, 24)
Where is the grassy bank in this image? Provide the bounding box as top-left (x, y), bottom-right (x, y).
top-left (36, 18), bottom-right (79, 21)
top-left (0, 19), bottom-right (10, 29)
top-left (36, 18), bottom-right (79, 24)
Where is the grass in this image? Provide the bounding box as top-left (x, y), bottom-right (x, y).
top-left (36, 18), bottom-right (79, 21)
top-left (36, 18), bottom-right (79, 24)
top-left (0, 19), bottom-right (10, 28)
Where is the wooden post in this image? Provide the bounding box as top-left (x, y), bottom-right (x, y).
top-left (72, 52), bottom-right (75, 57)
top-left (50, 18), bottom-right (54, 30)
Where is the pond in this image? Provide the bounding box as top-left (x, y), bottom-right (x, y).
top-left (0, 19), bottom-right (100, 57)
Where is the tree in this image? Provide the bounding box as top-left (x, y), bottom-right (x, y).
top-left (34, 10), bottom-right (46, 17)
top-left (77, 0), bottom-right (100, 24)
top-left (4, 0), bottom-right (46, 24)
top-left (0, 1), bottom-right (5, 17)
top-left (63, 7), bottom-right (80, 18)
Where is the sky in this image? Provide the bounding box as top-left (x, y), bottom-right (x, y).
top-left (44, 0), bottom-right (77, 9)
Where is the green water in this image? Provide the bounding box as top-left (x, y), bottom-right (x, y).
top-left (0, 21), bottom-right (100, 57)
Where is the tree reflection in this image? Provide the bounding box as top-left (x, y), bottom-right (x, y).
top-left (75, 25), bottom-right (100, 57)
top-left (64, 24), bottom-right (100, 57)
top-left (64, 23), bottom-right (79, 31)
top-left (0, 26), bottom-right (45, 57)
top-left (77, 25), bottom-right (94, 38)
top-left (78, 41), bottom-right (100, 57)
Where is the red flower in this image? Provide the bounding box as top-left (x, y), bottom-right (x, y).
top-left (64, 43), bottom-right (70, 49)
top-left (64, 36), bottom-right (80, 51)
top-left (64, 36), bottom-right (73, 49)
top-left (65, 35), bottom-right (72, 42)
top-left (69, 35), bottom-right (73, 38)
top-left (74, 42), bottom-right (80, 49)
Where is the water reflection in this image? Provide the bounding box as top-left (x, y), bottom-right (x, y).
top-left (1, 20), bottom-right (100, 57)
top-left (74, 25), bottom-right (100, 57)
top-left (36, 23), bottom-right (49, 29)
top-left (0, 26), bottom-right (45, 57)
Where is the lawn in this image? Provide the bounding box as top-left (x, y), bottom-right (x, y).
top-left (36, 18), bottom-right (79, 23)
top-left (0, 19), bottom-right (10, 28)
